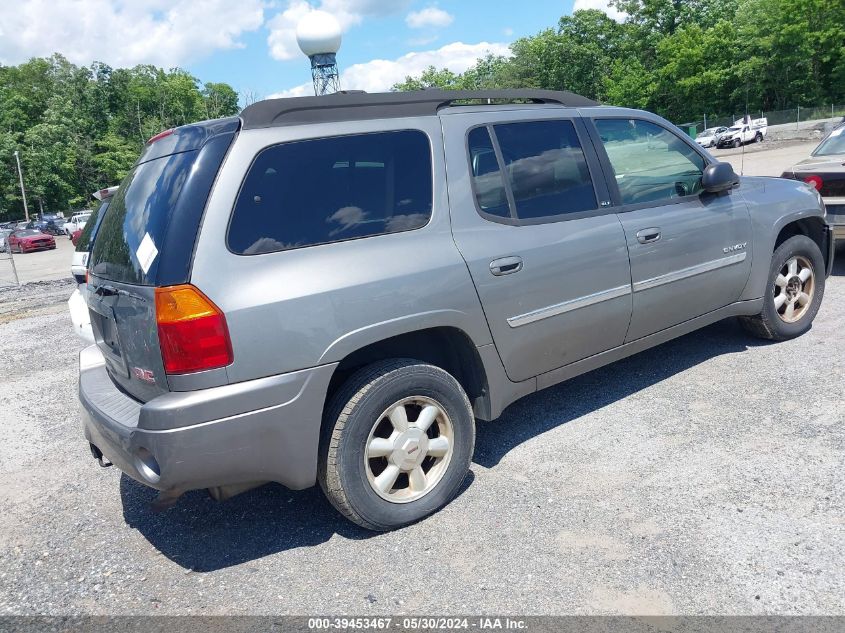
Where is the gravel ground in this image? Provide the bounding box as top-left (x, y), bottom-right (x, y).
top-left (0, 254), bottom-right (843, 616)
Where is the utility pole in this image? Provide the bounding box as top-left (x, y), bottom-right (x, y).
top-left (13, 151), bottom-right (30, 222)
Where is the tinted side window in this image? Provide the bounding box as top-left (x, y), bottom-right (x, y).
top-left (468, 127), bottom-right (510, 219)
top-left (594, 118), bottom-right (706, 205)
top-left (493, 120), bottom-right (597, 220)
top-left (228, 130), bottom-right (432, 255)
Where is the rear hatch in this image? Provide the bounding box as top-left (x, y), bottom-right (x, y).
top-left (87, 118), bottom-right (239, 402)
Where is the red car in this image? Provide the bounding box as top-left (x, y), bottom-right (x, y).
top-left (70, 228), bottom-right (83, 246)
top-left (7, 229), bottom-right (56, 253)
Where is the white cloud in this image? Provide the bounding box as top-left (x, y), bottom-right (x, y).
top-left (270, 40), bottom-right (511, 98)
top-left (267, 0), bottom-right (315, 62)
top-left (573, 0), bottom-right (626, 21)
top-left (405, 7), bottom-right (454, 29)
top-left (0, 0), bottom-right (265, 67)
top-left (267, 0), bottom-right (412, 61)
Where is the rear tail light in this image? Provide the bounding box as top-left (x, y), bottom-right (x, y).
top-left (804, 175), bottom-right (823, 191)
top-left (155, 285), bottom-right (233, 374)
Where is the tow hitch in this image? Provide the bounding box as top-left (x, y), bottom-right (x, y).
top-left (89, 443), bottom-right (113, 468)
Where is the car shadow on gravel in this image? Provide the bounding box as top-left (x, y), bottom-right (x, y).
top-left (474, 317), bottom-right (768, 468)
top-left (120, 312), bottom-right (797, 570)
top-left (120, 469), bottom-right (476, 572)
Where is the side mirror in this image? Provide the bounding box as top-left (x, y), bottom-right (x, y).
top-left (702, 162), bottom-right (739, 194)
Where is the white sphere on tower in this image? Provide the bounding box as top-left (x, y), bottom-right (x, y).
top-left (296, 10), bottom-right (342, 57)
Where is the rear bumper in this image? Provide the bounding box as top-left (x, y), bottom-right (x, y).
top-left (78, 344), bottom-right (337, 493)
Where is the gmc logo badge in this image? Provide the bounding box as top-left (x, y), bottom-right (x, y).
top-left (132, 367), bottom-right (156, 384)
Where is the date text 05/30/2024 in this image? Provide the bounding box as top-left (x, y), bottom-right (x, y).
top-left (307, 617), bottom-right (528, 630)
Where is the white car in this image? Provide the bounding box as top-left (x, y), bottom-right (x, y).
top-left (68, 284), bottom-right (94, 343)
top-left (64, 211), bottom-right (92, 237)
top-left (695, 126), bottom-right (729, 148)
top-left (69, 186), bottom-right (117, 343)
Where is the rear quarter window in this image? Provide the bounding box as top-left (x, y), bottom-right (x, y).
top-left (227, 130), bottom-right (433, 255)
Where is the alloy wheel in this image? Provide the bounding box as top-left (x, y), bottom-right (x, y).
top-left (364, 396), bottom-right (454, 503)
top-left (773, 255), bottom-right (814, 323)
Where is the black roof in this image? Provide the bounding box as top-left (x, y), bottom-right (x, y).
top-left (240, 89), bottom-right (599, 130)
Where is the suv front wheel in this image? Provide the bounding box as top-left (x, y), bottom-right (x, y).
top-left (740, 234), bottom-right (825, 340)
top-left (319, 359), bottom-right (475, 531)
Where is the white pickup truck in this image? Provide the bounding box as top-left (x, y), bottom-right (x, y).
top-left (716, 117), bottom-right (768, 148)
top-left (64, 211), bottom-right (92, 237)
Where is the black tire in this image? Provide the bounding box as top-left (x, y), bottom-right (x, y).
top-left (755, 132), bottom-right (763, 143)
top-left (733, 138), bottom-right (741, 148)
top-left (739, 235), bottom-right (825, 341)
top-left (318, 359), bottom-right (475, 531)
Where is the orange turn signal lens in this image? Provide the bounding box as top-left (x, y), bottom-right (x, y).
top-left (155, 285), bottom-right (218, 323)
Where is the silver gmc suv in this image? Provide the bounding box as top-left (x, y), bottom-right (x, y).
top-left (79, 90), bottom-right (834, 531)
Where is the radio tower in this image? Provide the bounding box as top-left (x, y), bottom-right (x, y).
top-left (296, 11), bottom-right (342, 96)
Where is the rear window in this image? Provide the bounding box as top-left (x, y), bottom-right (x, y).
top-left (227, 130), bottom-right (432, 255)
top-left (90, 151), bottom-right (197, 285)
top-left (813, 126), bottom-right (845, 156)
top-left (468, 127), bottom-right (510, 219)
top-left (493, 120), bottom-right (597, 220)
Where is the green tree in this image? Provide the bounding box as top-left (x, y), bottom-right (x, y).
top-left (0, 55), bottom-right (240, 220)
top-left (392, 66), bottom-right (464, 91)
top-left (202, 82), bottom-right (240, 119)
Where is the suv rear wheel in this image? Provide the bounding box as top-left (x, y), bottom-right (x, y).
top-left (740, 235), bottom-right (825, 340)
top-left (319, 359), bottom-right (475, 531)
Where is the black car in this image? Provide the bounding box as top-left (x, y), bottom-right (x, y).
top-left (27, 218), bottom-right (65, 236)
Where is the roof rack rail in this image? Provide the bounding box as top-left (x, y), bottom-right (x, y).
top-left (240, 89), bottom-right (599, 130)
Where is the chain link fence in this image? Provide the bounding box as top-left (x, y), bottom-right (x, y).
top-left (0, 240), bottom-right (21, 287)
top-left (679, 104), bottom-right (845, 136)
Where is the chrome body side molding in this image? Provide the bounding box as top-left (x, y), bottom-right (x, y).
top-left (507, 285), bottom-right (631, 328)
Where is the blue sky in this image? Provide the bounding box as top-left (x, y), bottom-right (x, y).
top-left (0, 1), bottom-right (615, 102)
top-left (189, 1), bottom-right (586, 99)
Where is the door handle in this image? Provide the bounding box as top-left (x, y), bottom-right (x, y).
top-left (490, 256), bottom-right (523, 276)
top-left (636, 228), bottom-right (661, 244)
